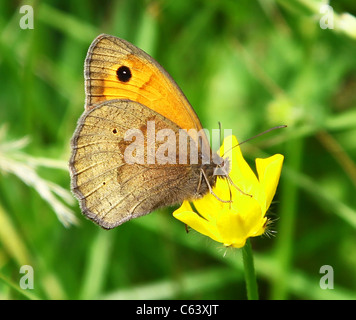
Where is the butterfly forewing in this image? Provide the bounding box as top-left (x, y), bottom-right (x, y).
top-left (84, 34), bottom-right (206, 138)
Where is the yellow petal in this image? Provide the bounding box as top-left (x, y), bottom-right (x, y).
top-left (256, 154), bottom-right (284, 210)
top-left (173, 201), bottom-right (221, 243)
top-left (215, 210), bottom-right (244, 246)
top-left (193, 191), bottom-right (224, 221)
top-left (174, 200), bottom-right (193, 213)
top-left (221, 136), bottom-right (259, 191)
top-left (213, 195), bottom-right (266, 248)
top-left (232, 195), bottom-right (265, 237)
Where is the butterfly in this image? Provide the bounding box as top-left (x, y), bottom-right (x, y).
top-left (69, 34), bottom-right (228, 229)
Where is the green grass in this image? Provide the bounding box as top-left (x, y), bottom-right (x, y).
top-left (1, 0), bottom-right (356, 299)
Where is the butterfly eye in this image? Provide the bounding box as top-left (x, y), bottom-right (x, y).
top-left (116, 66), bottom-right (132, 82)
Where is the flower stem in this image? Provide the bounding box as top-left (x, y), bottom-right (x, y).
top-left (242, 239), bottom-right (259, 300)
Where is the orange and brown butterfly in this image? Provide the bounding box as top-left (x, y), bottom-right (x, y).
top-left (69, 34), bottom-right (227, 229)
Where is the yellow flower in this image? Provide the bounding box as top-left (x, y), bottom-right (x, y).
top-left (173, 135), bottom-right (284, 248)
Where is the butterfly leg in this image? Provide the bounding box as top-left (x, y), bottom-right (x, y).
top-left (200, 169), bottom-right (231, 203)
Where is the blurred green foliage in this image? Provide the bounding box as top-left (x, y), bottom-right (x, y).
top-left (0, 0), bottom-right (356, 300)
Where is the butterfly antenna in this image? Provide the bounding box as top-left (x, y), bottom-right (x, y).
top-left (221, 125), bottom-right (287, 158)
top-left (218, 121), bottom-right (222, 146)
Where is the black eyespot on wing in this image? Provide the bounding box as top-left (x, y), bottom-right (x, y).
top-left (116, 66), bottom-right (132, 82)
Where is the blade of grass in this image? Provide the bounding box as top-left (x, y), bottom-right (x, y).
top-left (37, 3), bottom-right (97, 43)
top-left (283, 166), bottom-right (356, 228)
top-left (270, 137), bottom-right (303, 299)
top-left (79, 230), bottom-right (113, 299)
top-left (0, 272), bottom-right (40, 300)
top-left (0, 203), bottom-right (31, 266)
top-left (100, 266), bottom-right (241, 300)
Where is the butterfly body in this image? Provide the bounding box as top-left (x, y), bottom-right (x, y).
top-left (70, 34), bottom-right (223, 229)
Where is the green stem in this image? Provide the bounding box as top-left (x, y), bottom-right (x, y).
top-left (242, 239), bottom-right (259, 300)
